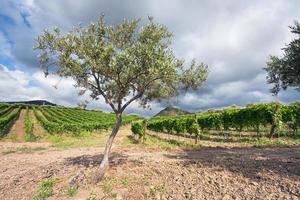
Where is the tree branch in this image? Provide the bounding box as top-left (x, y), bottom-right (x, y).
top-left (120, 92), bottom-right (143, 113)
top-left (92, 74), bottom-right (118, 112)
top-left (120, 76), bottom-right (163, 112)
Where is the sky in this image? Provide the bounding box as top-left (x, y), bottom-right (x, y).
top-left (0, 0), bottom-right (299, 117)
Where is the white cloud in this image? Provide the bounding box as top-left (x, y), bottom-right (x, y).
top-left (0, 64), bottom-right (162, 117)
top-left (0, 0), bottom-right (299, 117)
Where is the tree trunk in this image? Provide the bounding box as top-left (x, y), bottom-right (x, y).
top-left (269, 104), bottom-right (280, 139)
top-left (256, 124), bottom-right (260, 139)
top-left (269, 124), bottom-right (276, 139)
top-left (93, 113), bottom-right (122, 183)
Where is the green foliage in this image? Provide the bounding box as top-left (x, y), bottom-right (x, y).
top-left (31, 178), bottom-right (55, 200)
top-left (281, 102), bottom-right (300, 133)
top-left (47, 135), bottom-right (63, 143)
top-left (35, 16), bottom-right (208, 114)
top-left (33, 106), bottom-right (138, 134)
top-left (147, 102), bottom-right (300, 138)
top-left (173, 119), bottom-right (185, 134)
top-left (24, 107), bottom-right (37, 142)
top-left (0, 106), bottom-right (21, 137)
top-left (186, 116), bottom-right (200, 143)
top-left (0, 105), bottom-right (14, 117)
top-left (131, 121), bottom-right (146, 141)
top-left (264, 21), bottom-right (300, 94)
top-left (187, 121), bottom-right (200, 136)
top-left (33, 107), bottom-right (64, 134)
top-left (121, 177), bottom-right (129, 188)
top-left (66, 186), bottom-right (78, 197)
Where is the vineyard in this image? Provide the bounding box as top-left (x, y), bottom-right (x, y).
top-left (133, 102), bottom-right (300, 144)
top-left (0, 103), bottom-right (138, 139)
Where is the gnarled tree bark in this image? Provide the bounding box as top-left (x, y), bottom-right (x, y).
top-left (93, 112), bottom-right (122, 183)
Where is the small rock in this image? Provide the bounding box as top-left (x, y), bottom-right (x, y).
top-left (250, 181), bottom-right (258, 186)
top-left (68, 170), bottom-right (85, 186)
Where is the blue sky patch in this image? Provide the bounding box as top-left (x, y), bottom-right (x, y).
top-left (0, 14), bottom-right (15, 26)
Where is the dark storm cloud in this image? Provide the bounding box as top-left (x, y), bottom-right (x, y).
top-left (0, 0), bottom-right (299, 116)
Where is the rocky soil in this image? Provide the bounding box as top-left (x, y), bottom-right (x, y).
top-left (0, 126), bottom-right (299, 200)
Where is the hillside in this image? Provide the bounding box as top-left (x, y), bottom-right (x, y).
top-left (4, 100), bottom-right (56, 106)
top-left (0, 104), bottom-right (138, 138)
top-left (153, 106), bottom-right (191, 117)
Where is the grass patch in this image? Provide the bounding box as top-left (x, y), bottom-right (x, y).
top-left (121, 177), bottom-right (129, 188)
top-left (4, 133), bottom-right (18, 142)
top-left (101, 177), bottom-right (118, 198)
top-left (149, 183), bottom-right (166, 197)
top-left (2, 146), bottom-right (47, 155)
top-left (47, 135), bottom-right (63, 143)
top-left (66, 186), bottom-right (78, 197)
top-left (102, 177), bottom-right (116, 194)
top-left (25, 133), bottom-right (38, 142)
top-left (47, 130), bottom-right (109, 149)
top-left (138, 130), bottom-right (300, 148)
top-left (31, 178), bottom-right (55, 200)
top-left (200, 132), bottom-right (300, 146)
top-left (123, 134), bottom-right (200, 149)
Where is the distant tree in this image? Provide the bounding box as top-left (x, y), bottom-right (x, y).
top-left (35, 16), bottom-right (208, 182)
top-left (77, 100), bottom-right (89, 110)
top-left (264, 21), bottom-right (300, 95)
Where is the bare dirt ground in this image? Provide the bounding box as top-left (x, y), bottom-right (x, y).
top-left (0, 126), bottom-right (299, 200)
top-left (7, 109), bottom-right (26, 141)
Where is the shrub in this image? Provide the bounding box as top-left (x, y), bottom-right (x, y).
top-left (131, 121), bottom-right (146, 142)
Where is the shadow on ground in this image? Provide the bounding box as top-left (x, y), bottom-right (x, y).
top-left (164, 146), bottom-right (300, 182)
top-left (64, 152), bottom-right (128, 168)
top-left (64, 135), bottom-right (300, 185)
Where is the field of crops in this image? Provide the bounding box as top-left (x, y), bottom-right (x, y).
top-left (139, 102), bottom-right (300, 143)
top-left (0, 104), bottom-right (138, 138)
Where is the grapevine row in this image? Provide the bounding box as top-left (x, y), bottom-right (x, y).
top-left (145, 102), bottom-right (300, 139)
top-left (24, 107), bottom-right (37, 141)
top-left (0, 107), bottom-right (21, 136)
top-left (33, 106), bottom-right (138, 134)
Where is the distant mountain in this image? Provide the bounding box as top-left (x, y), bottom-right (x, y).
top-left (153, 106), bottom-right (191, 117)
top-left (4, 100), bottom-right (56, 106)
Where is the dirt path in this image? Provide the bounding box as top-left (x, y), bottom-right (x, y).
top-left (0, 126), bottom-right (299, 200)
top-left (29, 110), bottom-right (45, 136)
top-left (7, 109), bottom-right (26, 141)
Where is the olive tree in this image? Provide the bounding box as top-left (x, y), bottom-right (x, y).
top-left (264, 21), bottom-right (300, 95)
top-left (35, 16), bottom-right (208, 182)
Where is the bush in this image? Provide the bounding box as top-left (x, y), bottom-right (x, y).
top-left (185, 115), bottom-right (201, 144)
top-left (131, 121), bottom-right (146, 142)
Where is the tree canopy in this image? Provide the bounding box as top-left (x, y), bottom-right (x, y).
top-left (35, 16), bottom-right (208, 182)
top-left (264, 21), bottom-right (300, 95)
top-left (35, 16), bottom-right (208, 113)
